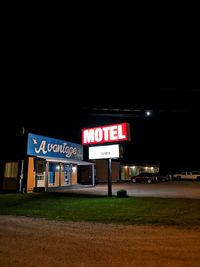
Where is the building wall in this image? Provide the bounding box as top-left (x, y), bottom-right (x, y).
top-left (95, 160), bottom-right (120, 183)
top-left (27, 157), bottom-right (35, 192)
top-left (121, 164), bottom-right (160, 180)
top-left (55, 171), bottom-right (60, 186)
top-left (96, 160), bottom-right (107, 182)
top-left (71, 166), bottom-right (77, 185)
top-left (2, 178), bottom-right (18, 191)
top-left (77, 165), bottom-right (94, 185)
top-left (27, 159), bottom-right (78, 191)
top-left (112, 161), bottom-right (120, 180)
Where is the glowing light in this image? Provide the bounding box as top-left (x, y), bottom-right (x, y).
top-left (82, 122), bottom-right (130, 145)
top-left (72, 166), bottom-right (77, 172)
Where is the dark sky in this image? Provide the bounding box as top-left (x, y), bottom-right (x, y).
top-left (1, 62), bottom-right (200, 173)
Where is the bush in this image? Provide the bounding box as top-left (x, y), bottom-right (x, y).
top-left (117, 189), bottom-right (127, 198)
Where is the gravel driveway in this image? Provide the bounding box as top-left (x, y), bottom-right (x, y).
top-left (1, 181), bottom-right (200, 266)
top-left (0, 215), bottom-right (200, 267)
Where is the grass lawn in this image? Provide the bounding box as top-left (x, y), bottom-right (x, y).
top-left (0, 192), bottom-right (200, 227)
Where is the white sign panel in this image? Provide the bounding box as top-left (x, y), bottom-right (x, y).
top-left (89, 144), bottom-right (120, 159)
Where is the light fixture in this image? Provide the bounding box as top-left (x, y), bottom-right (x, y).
top-left (146, 111), bottom-right (151, 116)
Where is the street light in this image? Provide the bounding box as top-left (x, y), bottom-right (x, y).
top-left (145, 111), bottom-right (151, 116)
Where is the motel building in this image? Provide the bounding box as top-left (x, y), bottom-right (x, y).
top-left (0, 133), bottom-right (95, 193)
top-left (0, 123), bottom-right (160, 193)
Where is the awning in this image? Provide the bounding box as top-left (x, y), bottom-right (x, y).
top-left (36, 156), bottom-right (95, 166)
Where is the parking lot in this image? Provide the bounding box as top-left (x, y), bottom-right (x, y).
top-left (56, 180), bottom-right (200, 199)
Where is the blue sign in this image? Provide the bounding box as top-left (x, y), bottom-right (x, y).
top-left (27, 133), bottom-right (83, 160)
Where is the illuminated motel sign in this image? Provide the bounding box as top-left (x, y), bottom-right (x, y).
top-left (82, 122), bottom-right (130, 145)
top-left (82, 122), bottom-right (131, 197)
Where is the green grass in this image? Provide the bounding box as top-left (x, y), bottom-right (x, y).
top-left (0, 192), bottom-right (200, 227)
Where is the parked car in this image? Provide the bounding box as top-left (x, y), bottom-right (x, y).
top-left (156, 173), bottom-right (172, 182)
top-left (130, 172), bottom-right (158, 184)
top-left (173, 171), bottom-right (200, 181)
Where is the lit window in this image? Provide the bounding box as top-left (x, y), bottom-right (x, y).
top-left (4, 162), bottom-right (18, 178)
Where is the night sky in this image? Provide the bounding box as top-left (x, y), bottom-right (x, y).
top-left (1, 62), bottom-right (200, 173)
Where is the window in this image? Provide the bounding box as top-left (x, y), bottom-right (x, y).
top-left (4, 162), bottom-right (18, 178)
top-left (192, 171), bottom-right (200, 175)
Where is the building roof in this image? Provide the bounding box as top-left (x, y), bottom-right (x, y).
top-left (36, 156), bottom-right (95, 166)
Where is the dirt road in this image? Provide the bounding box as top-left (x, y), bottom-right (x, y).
top-left (0, 215), bottom-right (200, 267)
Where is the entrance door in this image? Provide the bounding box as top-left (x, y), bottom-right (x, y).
top-left (35, 172), bottom-right (45, 187)
top-left (34, 159), bottom-right (46, 188)
top-left (48, 162), bottom-right (57, 186)
top-left (64, 164), bottom-right (72, 185)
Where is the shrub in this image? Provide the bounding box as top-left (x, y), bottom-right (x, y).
top-left (117, 189), bottom-right (127, 198)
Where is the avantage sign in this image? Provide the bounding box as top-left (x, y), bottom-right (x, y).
top-left (82, 122), bottom-right (130, 145)
top-left (27, 133), bottom-right (83, 160)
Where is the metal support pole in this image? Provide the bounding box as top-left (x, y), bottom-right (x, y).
top-left (108, 158), bottom-right (112, 197)
top-left (45, 161), bottom-right (49, 192)
top-left (92, 164), bottom-right (95, 186)
top-left (19, 160), bottom-right (24, 193)
top-left (59, 163), bottom-right (62, 187)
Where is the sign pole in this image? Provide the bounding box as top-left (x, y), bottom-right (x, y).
top-left (108, 158), bottom-right (112, 197)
